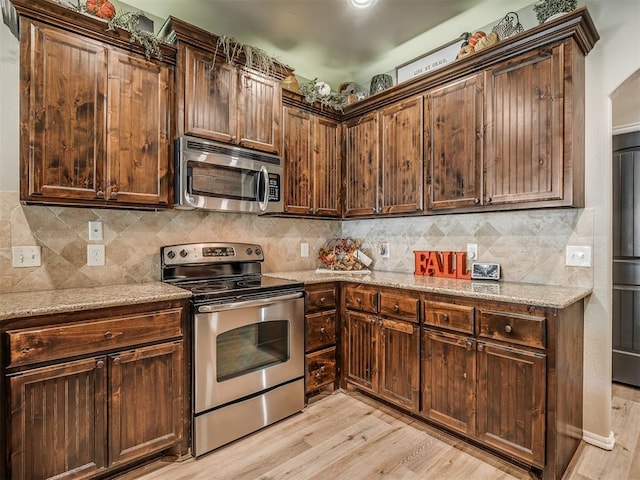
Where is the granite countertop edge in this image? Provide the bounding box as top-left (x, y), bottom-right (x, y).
top-left (0, 282), bottom-right (193, 321)
top-left (266, 270), bottom-right (593, 309)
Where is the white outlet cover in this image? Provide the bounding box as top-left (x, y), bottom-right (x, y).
top-left (566, 245), bottom-right (592, 267)
top-left (300, 243), bottom-right (309, 258)
top-left (87, 244), bottom-right (105, 266)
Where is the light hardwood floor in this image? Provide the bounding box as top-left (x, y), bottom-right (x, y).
top-left (119, 383), bottom-right (639, 480)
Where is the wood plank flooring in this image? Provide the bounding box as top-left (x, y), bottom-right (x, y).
top-left (118, 383), bottom-right (639, 480)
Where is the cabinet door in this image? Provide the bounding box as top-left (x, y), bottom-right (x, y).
top-left (380, 96), bottom-right (424, 214)
top-left (9, 358), bottom-right (107, 480)
top-left (283, 106), bottom-right (313, 214)
top-left (238, 69), bottom-right (282, 154)
top-left (109, 341), bottom-right (183, 467)
top-left (344, 112), bottom-right (379, 217)
top-left (485, 45), bottom-right (564, 206)
top-left (421, 329), bottom-right (476, 436)
top-left (477, 342), bottom-right (546, 468)
top-left (314, 116), bottom-right (342, 217)
top-left (106, 49), bottom-right (171, 206)
top-left (21, 21), bottom-right (107, 202)
top-left (183, 46), bottom-right (237, 143)
top-left (345, 310), bottom-right (377, 393)
top-left (426, 74), bottom-right (483, 210)
top-left (379, 318), bottom-right (420, 411)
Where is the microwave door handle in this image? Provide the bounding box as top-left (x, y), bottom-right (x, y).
top-left (258, 165), bottom-right (269, 212)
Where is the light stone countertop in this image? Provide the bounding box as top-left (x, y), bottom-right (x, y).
top-left (0, 282), bottom-right (192, 322)
top-left (266, 270), bottom-right (592, 309)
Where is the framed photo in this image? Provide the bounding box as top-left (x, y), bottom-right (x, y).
top-left (395, 35), bottom-right (467, 84)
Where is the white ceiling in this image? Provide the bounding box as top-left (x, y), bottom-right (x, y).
top-left (120, 0), bottom-right (535, 86)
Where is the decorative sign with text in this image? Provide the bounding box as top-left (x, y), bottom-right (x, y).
top-left (414, 251), bottom-right (471, 279)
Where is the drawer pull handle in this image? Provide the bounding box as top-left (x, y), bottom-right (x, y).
top-left (104, 331), bottom-right (113, 340)
top-left (320, 297), bottom-right (326, 304)
top-left (442, 314), bottom-right (449, 322)
top-left (504, 324), bottom-right (512, 333)
top-left (20, 347), bottom-right (33, 354)
top-left (393, 304), bottom-right (400, 312)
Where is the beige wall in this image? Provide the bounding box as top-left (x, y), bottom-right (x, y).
top-left (2, 0), bottom-right (639, 450)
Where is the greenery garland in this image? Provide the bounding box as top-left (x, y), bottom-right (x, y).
top-left (213, 35), bottom-right (281, 78)
top-left (299, 78), bottom-right (348, 112)
top-left (533, 0), bottom-right (577, 24)
top-left (66, 1), bottom-right (166, 60)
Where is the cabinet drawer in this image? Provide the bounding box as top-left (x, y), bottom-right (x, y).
top-left (306, 311), bottom-right (337, 352)
top-left (379, 293), bottom-right (419, 323)
top-left (306, 347), bottom-right (336, 391)
top-left (424, 301), bottom-right (474, 334)
top-left (306, 287), bottom-right (337, 313)
top-left (7, 308), bottom-right (183, 368)
top-left (478, 309), bottom-right (546, 349)
top-left (344, 286), bottom-right (378, 313)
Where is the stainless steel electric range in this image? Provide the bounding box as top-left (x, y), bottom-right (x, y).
top-left (160, 242), bottom-right (305, 456)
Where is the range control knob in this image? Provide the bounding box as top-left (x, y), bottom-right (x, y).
top-left (246, 248), bottom-right (253, 255)
top-left (179, 249), bottom-right (188, 258)
top-left (166, 250), bottom-right (176, 259)
top-left (255, 247), bottom-right (262, 255)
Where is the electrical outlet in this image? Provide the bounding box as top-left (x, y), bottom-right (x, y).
top-left (300, 243), bottom-right (309, 258)
top-left (566, 245), bottom-right (592, 267)
top-left (88, 221), bottom-right (103, 241)
top-left (377, 242), bottom-right (390, 258)
top-left (87, 244), bottom-right (105, 266)
top-left (12, 246), bottom-right (41, 267)
top-left (467, 243), bottom-right (478, 261)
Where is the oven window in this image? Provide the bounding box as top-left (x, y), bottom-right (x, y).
top-left (188, 161), bottom-right (260, 201)
top-left (216, 320), bottom-right (290, 382)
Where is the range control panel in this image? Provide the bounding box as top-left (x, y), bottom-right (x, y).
top-left (161, 242), bottom-right (264, 266)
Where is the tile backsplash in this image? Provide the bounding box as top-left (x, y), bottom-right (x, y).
top-left (0, 191), bottom-right (593, 293)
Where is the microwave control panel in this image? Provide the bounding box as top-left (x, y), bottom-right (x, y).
top-left (268, 173), bottom-right (280, 202)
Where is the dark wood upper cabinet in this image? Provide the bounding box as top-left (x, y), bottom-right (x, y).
top-left (426, 74), bottom-right (483, 210)
top-left (168, 17), bottom-right (290, 156)
top-left (379, 95), bottom-right (424, 215)
top-left (15, 1), bottom-right (175, 209)
top-left (282, 101), bottom-right (341, 217)
top-left (344, 112), bottom-right (379, 216)
top-left (484, 45), bottom-right (566, 207)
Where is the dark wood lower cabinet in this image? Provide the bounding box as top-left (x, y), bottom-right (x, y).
top-left (109, 342), bottom-right (184, 467)
top-left (421, 329), bottom-right (476, 437)
top-left (2, 300), bottom-right (188, 480)
top-left (9, 358), bottom-right (108, 480)
top-left (477, 341), bottom-right (546, 468)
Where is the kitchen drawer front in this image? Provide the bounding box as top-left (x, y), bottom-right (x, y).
top-left (424, 301), bottom-right (474, 334)
top-left (7, 308), bottom-right (183, 368)
top-left (306, 310), bottom-right (337, 352)
top-left (478, 309), bottom-right (546, 349)
top-left (306, 347), bottom-right (336, 392)
top-left (306, 287), bottom-right (337, 313)
top-left (379, 293), bottom-right (419, 323)
top-left (344, 285), bottom-right (378, 313)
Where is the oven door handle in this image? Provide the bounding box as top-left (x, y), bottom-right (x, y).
top-left (197, 291), bottom-right (303, 313)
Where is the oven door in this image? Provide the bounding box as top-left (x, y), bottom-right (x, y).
top-left (193, 292), bottom-right (304, 413)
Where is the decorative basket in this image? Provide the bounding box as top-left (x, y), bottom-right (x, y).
top-left (318, 238), bottom-right (371, 271)
top-left (492, 12), bottom-right (524, 40)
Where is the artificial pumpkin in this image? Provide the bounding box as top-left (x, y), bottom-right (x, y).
top-left (86, 0), bottom-right (116, 19)
top-left (467, 31), bottom-right (487, 48)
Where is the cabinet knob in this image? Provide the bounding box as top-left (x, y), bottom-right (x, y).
top-left (370, 317), bottom-right (376, 325)
top-left (478, 344), bottom-right (484, 352)
top-left (442, 313), bottom-right (449, 322)
top-left (463, 372), bottom-right (467, 379)
top-left (96, 360), bottom-right (104, 369)
top-left (112, 357), bottom-right (120, 365)
top-left (486, 196), bottom-right (493, 204)
top-left (504, 324), bottom-right (512, 333)
top-left (466, 339), bottom-right (473, 350)
top-left (474, 198), bottom-right (480, 205)
top-left (357, 298), bottom-right (362, 304)
top-left (320, 297), bottom-right (326, 304)
top-left (320, 326), bottom-right (326, 335)
top-left (104, 331), bottom-right (113, 340)
top-left (393, 304), bottom-right (400, 312)
top-left (96, 189), bottom-right (105, 199)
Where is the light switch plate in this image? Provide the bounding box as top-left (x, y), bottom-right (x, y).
top-left (300, 243), bottom-right (309, 258)
top-left (566, 245), bottom-right (592, 267)
top-left (88, 221), bottom-right (103, 241)
top-left (12, 246), bottom-right (41, 267)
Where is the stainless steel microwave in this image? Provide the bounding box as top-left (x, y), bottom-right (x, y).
top-left (175, 136), bottom-right (283, 214)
